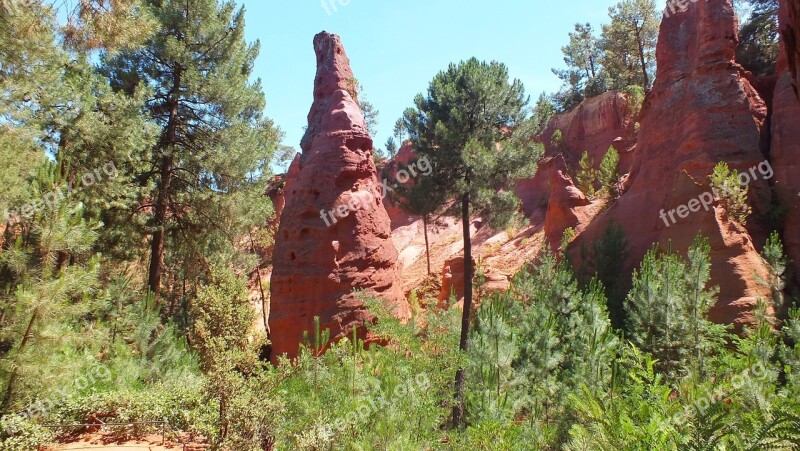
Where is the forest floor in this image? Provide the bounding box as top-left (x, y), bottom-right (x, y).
top-left (48, 432), bottom-right (207, 450)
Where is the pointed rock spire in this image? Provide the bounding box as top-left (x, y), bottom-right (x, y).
top-left (269, 32), bottom-right (408, 362)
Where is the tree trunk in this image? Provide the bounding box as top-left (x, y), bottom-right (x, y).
top-left (423, 215), bottom-right (432, 276)
top-left (636, 29), bottom-right (649, 88)
top-left (148, 68), bottom-right (182, 298)
top-left (452, 191), bottom-right (473, 429)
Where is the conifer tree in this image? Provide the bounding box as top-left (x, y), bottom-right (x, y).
top-left (598, 146), bottom-right (621, 198)
top-left (190, 267), bottom-right (268, 444)
top-left (576, 151), bottom-right (597, 197)
top-left (402, 58), bottom-right (543, 427)
top-left (0, 164), bottom-right (100, 411)
top-left (599, 0), bottom-right (659, 90)
top-left (781, 308), bottom-right (800, 396)
top-left (102, 0), bottom-right (279, 299)
top-left (626, 236), bottom-right (722, 380)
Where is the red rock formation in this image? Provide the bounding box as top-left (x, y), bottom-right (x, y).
top-left (269, 32), bottom-right (408, 362)
top-left (516, 91), bottom-right (636, 221)
top-left (773, 0), bottom-right (800, 282)
top-left (575, 0), bottom-right (771, 327)
top-left (542, 157), bottom-right (592, 247)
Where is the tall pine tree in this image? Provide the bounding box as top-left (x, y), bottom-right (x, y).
top-left (102, 0), bottom-right (279, 299)
top-left (402, 58), bottom-right (543, 427)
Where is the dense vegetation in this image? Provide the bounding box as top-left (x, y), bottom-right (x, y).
top-left (0, 0), bottom-right (794, 450)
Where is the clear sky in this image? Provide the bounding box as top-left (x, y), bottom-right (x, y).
top-left (240, 0), bottom-right (619, 166)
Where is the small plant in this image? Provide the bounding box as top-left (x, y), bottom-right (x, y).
top-left (598, 146), bottom-right (621, 199)
top-left (624, 85), bottom-right (645, 118)
top-left (551, 129), bottom-right (565, 151)
top-left (576, 151), bottom-right (597, 197)
top-left (710, 162), bottom-right (752, 225)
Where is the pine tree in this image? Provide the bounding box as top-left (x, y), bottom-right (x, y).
top-left (102, 0), bottom-right (279, 299)
top-left (626, 237), bottom-right (722, 380)
top-left (467, 294), bottom-right (519, 422)
top-left (576, 151), bottom-right (597, 197)
top-left (190, 267), bottom-right (268, 444)
top-left (552, 23), bottom-right (605, 110)
top-left (0, 164), bottom-right (100, 411)
top-left (598, 146), bottom-right (621, 199)
top-left (781, 308), bottom-right (800, 396)
top-left (402, 58), bottom-right (543, 427)
top-left (600, 0), bottom-right (659, 90)
top-left (580, 221), bottom-right (630, 330)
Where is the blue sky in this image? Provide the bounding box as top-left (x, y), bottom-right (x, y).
top-left (240, 1), bottom-right (618, 165)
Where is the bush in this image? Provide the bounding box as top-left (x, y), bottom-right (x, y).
top-left (623, 85), bottom-right (645, 118)
top-left (710, 162), bottom-right (752, 225)
top-left (0, 414), bottom-right (54, 451)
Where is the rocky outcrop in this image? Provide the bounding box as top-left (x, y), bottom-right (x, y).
top-left (269, 32), bottom-right (408, 362)
top-left (515, 91), bottom-right (635, 248)
top-left (575, 0), bottom-right (771, 327)
top-left (773, 0), bottom-right (800, 282)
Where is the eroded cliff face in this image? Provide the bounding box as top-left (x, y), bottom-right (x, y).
top-left (773, 0), bottom-right (800, 283)
top-left (573, 0), bottom-right (772, 327)
top-left (269, 32), bottom-right (408, 362)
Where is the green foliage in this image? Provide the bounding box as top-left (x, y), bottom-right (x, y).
top-left (532, 93), bottom-right (557, 135)
top-left (190, 267), bottom-right (272, 447)
top-left (580, 221), bottom-right (630, 330)
top-left (624, 85), bottom-right (645, 118)
top-left (598, 146), bottom-right (621, 199)
top-left (552, 23), bottom-right (604, 110)
top-left (103, 0), bottom-right (280, 298)
top-left (576, 151), bottom-right (597, 197)
top-left (466, 248), bottom-right (618, 443)
top-left (762, 231), bottom-right (788, 317)
top-left (551, 0), bottom-right (658, 111)
top-left (551, 129), bottom-right (565, 150)
top-left (736, 0), bottom-right (780, 76)
top-left (402, 56), bottom-right (544, 426)
top-left (0, 414), bottom-right (54, 451)
top-left (711, 162), bottom-right (753, 225)
top-left (600, 0), bottom-right (659, 90)
top-left (782, 309), bottom-right (800, 396)
top-left (625, 237), bottom-right (726, 380)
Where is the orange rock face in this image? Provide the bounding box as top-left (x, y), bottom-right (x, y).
top-left (269, 32), bottom-right (408, 362)
top-left (773, 0), bottom-right (800, 283)
top-left (576, 0), bottom-right (771, 327)
top-left (515, 91), bottom-right (635, 247)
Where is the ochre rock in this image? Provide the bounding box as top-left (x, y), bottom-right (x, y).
top-left (269, 32), bottom-right (408, 362)
top-left (542, 156), bottom-right (591, 247)
top-left (773, 0), bottom-right (800, 283)
top-left (575, 0), bottom-right (771, 328)
top-left (516, 91), bottom-right (636, 221)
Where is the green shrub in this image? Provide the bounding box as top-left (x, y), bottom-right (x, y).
top-left (710, 162), bottom-right (752, 225)
top-left (0, 414), bottom-right (54, 451)
top-left (624, 85), bottom-right (645, 118)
